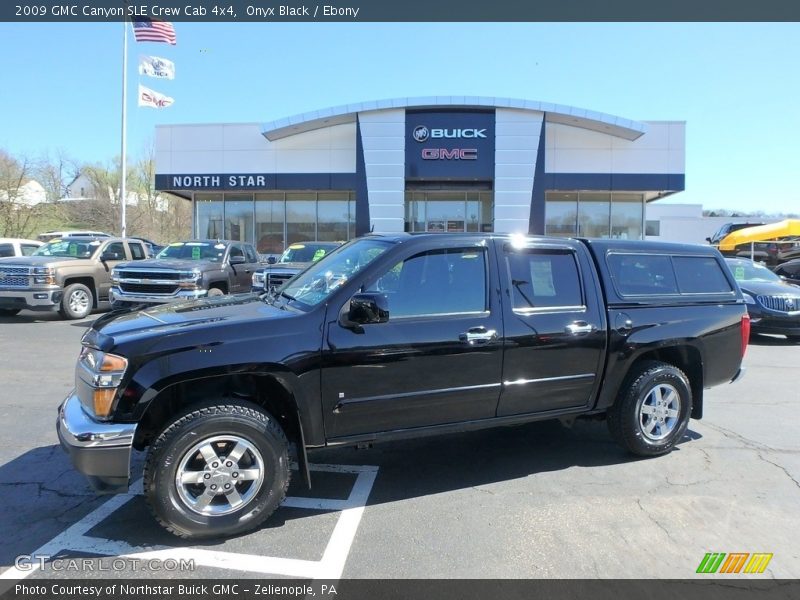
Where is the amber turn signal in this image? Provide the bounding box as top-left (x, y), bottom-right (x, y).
top-left (93, 388), bottom-right (117, 417)
top-left (100, 354), bottom-right (128, 372)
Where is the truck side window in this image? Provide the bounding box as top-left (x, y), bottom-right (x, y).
top-left (129, 243), bottom-right (146, 260)
top-left (104, 242), bottom-right (126, 261)
top-left (229, 245), bottom-right (244, 260)
top-left (0, 244), bottom-right (13, 257)
top-left (506, 250), bottom-right (583, 309)
top-left (672, 256), bottom-right (733, 294)
top-left (607, 254), bottom-right (679, 296)
top-left (366, 247), bottom-right (487, 318)
top-left (244, 245), bottom-right (259, 264)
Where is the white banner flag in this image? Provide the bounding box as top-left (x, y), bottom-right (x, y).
top-left (138, 55), bottom-right (175, 79)
top-left (138, 84), bottom-right (174, 109)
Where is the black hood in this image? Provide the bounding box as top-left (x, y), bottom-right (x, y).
top-left (738, 280), bottom-right (800, 297)
top-left (86, 294), bottom-right (292, 349)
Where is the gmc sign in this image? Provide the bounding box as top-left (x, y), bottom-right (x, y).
top-left (421, 148), bottom-right (478, 160)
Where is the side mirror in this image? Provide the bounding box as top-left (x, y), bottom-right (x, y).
top-left (267, 256), bottom-right (277, 264)
top-left (101, 251), bottom-right (123, 262)
top-left (341, 292), bottom-right (389, 330)
top-left (705, 237), bottom-right (712, 243)
top-left (229, 255), bottom-right (246, 265)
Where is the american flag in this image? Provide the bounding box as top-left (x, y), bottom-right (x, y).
top-left (133, 19), bottom-right (177, 45)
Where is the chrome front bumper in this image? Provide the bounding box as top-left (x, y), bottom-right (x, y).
top-left (57, 391), bottom-right (137, 494)
top-left (109, 286), bottom-right (207, 305)
top-left (0, 288), bottom-right (62, 311)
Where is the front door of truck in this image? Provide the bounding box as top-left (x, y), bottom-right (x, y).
top-left (495, 240), bottom-right (606, 416)
top-left (322, 240), bottom-right (504, 439)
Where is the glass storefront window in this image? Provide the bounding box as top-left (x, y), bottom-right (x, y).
top-left (403, 191), bottom-right (493, 233)
top-left (610, 193), bottom-right (644, 240)
top-left (318, 192), bottom-right (350, 242)
top-left (224, 195), bottom-right (255, 244)
top-left (577, 192), bottom-right (611, 238)
top-left (196, 194), bottom-right (223, 239)
top-left (545, 192), bottom-right (578, 237)
top-left (255, 193), bottom-right (285, 254)
top-left (286, 193), bottom-right (317, 245)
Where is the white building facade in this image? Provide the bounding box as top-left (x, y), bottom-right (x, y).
top-left (154, 97), bottom-right (686, 254)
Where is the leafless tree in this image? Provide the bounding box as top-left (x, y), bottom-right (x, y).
top-left (0, 149), bottom-right (39, 238)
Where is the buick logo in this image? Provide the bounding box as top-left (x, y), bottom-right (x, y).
top-left (412, 126), bottom-right (429, 142)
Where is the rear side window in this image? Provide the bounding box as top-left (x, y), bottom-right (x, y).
top-left (506, 249), bottom-right (583, 309)
top-left (672, 256), bottom-right (733, 293)
top-left (0, 243), bottom-right (14, 257)
top-left (607, 254), bottom-right (679, 296)
top-left (129, 243), bottom-right (146, 260)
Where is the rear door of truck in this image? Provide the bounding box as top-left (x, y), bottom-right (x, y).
top-left (494, 238), bottom-right (608, 416)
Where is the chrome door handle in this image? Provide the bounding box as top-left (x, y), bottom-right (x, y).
top-left (459, 327), bottom-right (498, 345)
top-left (565, 322), bottom-right (595, 335)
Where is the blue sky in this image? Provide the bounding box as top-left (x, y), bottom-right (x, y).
top-left (1, 22), bottom-right (798, 213)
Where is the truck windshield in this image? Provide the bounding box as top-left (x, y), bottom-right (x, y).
top-left (156, 242), bottom-right (226, 262)
top-left (32, 239), bottom-right (102, 259)
top-left (279, 238), bottom-right (392, 309)
top-left (279, 243), bottom-right (339, 263)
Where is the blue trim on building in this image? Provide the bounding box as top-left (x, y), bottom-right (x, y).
top-left (354, 116), bottom-right (371, 236)
top-left (541, 173), bottom-right (685, 192)
top-left (528, 120), bottom-right (547, 235)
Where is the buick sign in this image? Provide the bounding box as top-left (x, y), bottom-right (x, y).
top-left (406, 110), bottom-right (495, 179)
top-left (413, 126), bottom-right (429, 142)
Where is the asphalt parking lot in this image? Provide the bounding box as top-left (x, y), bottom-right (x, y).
top-left (0, 309), bottom-right (799, 579)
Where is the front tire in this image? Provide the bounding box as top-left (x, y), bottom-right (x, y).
top-left (0, 309), bottom-right (20, 317)
top-left (59, 283), bottom-right (93, 319)
top-left (607, 361), bottom-right (692, 457)
top-left (144, 401), bottom-right (290, 539)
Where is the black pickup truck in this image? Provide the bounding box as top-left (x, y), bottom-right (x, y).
top-left (57, 233), bottom-right (748, 539)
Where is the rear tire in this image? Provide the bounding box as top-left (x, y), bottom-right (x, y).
top-left (0, 309), bottom-right (20, 317)
top-left (207, 286), bottom-right (225, 297)
top-left (144, 400), bottom-right (290, 539)
top-left (607, 361), bottom-right (692, 457)
top-left (59, 283), bottom-right (93, 320)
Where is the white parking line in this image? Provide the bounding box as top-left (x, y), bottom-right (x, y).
top-left (1, 463), bottom-right (378, 581)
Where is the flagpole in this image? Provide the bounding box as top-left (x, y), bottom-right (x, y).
top-left (120, 18), bottom-right (128, 238)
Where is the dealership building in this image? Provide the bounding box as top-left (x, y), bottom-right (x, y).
top-left (154, 97), bottom-right (686, 254)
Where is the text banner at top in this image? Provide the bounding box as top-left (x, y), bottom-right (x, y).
top-left (4, 0), bottom-right (800, 22)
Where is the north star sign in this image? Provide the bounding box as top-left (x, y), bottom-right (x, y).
top-left (155, 174), bottom-right (272, 191)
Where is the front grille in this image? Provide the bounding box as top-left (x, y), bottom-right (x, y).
top-left (0, 266), bottom-right (30, 276)
top-left (120, 282), bottom-right (179, 295)
top-left (757, 295), bottom-right (800, 312)
top-left (116, 270), bottom-right (184, 280)
top-left (267, 273), bottom-right (293, 289)
top-left (0, 275), bottom-right (29, 287)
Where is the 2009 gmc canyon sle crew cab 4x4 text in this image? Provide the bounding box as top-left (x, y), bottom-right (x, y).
top-left (57, 234), bottom-right (749, 539)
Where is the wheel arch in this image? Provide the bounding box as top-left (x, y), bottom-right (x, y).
top-left (616, 345), bottom-right (704, 419)
top-left (133, 371), bottom-right (312, 488)
top-left (63, 276), bottom-right (98, 307)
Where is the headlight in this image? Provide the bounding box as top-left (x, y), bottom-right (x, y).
top-left (742, 293), bottom-right (756, 305)
top-left (33, 266), bottom-right (55, 285)
top-left (79, 347), bottom-right (128, 419)
top-left (178, 270), bottom-right (202, 290)
top-left (252, 272), bottom-right (264, 285)
top-left (110, 268), bottom-right (119, 284)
